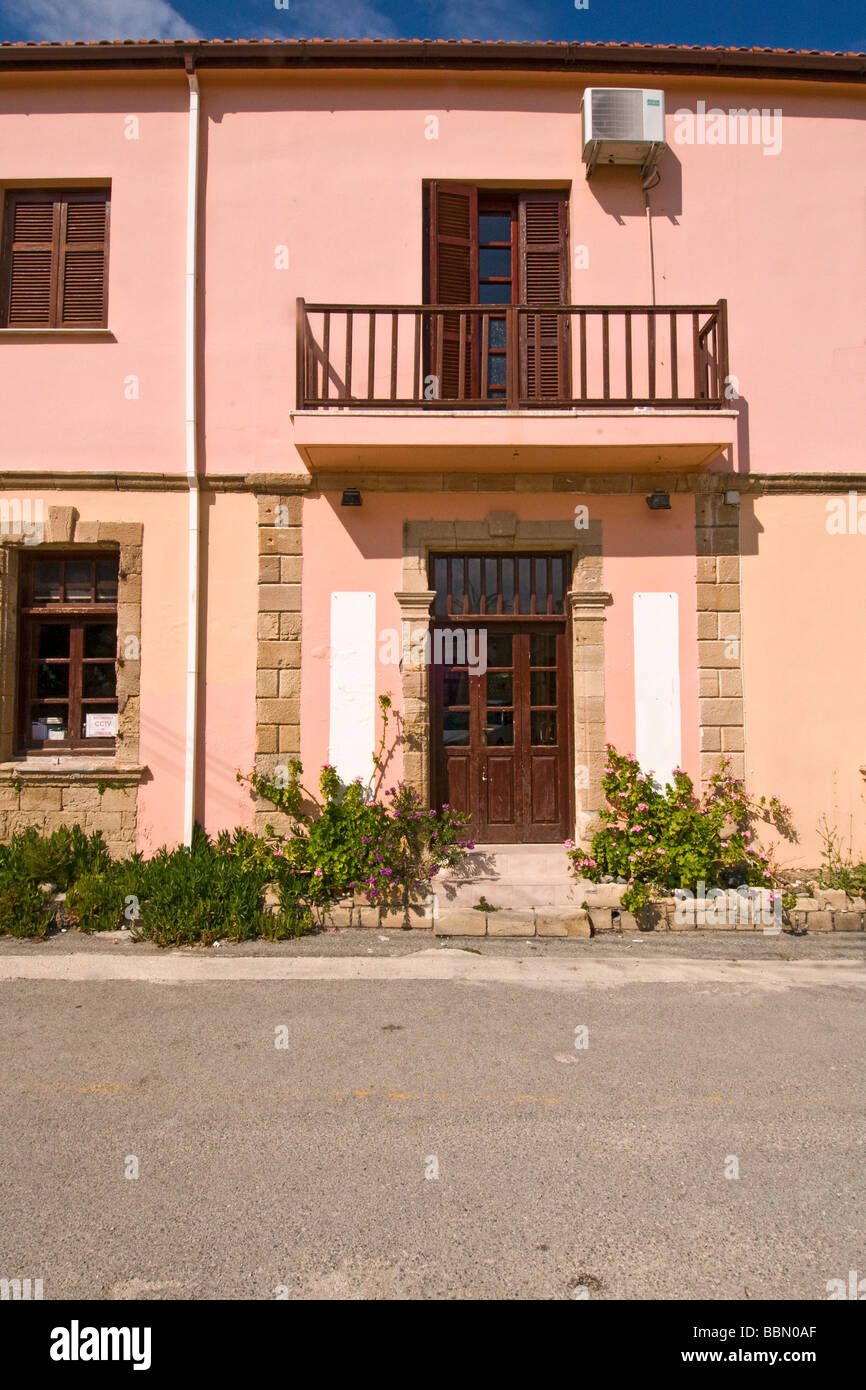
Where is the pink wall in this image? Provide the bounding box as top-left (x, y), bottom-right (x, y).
top-left (135, 489), bottom-right (258, 850)
top-left (0, 68), bottom-right (862, 480)
top-left (197, 70), bottom-right (866, 479)
top-left (301, 491), bottom-right (700, 804)
top-left (0, 75), bottom-right (187, 474)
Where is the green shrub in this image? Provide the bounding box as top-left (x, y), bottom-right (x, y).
top-left (237, 691), bottom-right (473, 917)
top-left (0, 823), bottom-right (110, 894)
top-left (66, 858), bottom-right (145, 933)
top-left (566, 746), bottom-right (796, 913)
top-left (130, 826), bottom-right (312, 948)
top-left (0, 820), bottom-right (318, 946)
top-left (0, 881), bottom-right (55, 938)
top-left (245, 762), bottom-right (474, 914)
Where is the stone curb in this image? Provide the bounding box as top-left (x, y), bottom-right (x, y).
top-left (267, 887), bottom-right (866, 937)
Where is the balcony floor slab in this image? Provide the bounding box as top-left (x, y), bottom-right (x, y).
top-left (291, 408), bottom-right (739, 473)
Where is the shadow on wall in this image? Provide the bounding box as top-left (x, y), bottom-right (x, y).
top-left (585, 148), bottom-right (682, 223)
top-left (317, 489), bottom-right (765, 560)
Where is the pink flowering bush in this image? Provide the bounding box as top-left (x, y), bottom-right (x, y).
top-left (241, 761), bottom-right (473, 912)
top-left (566, 745), bottom-right (795, 913)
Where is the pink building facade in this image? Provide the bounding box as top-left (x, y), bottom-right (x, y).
top-left (0, 39), bottom-right (863, 867)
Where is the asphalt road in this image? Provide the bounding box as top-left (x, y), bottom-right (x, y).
top-left (0, 934), bottom-right (863, 1300)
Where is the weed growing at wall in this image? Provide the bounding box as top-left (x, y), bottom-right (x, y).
top-left (816, 817), bottom-right (866, 897)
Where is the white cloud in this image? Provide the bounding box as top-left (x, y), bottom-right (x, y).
top-left (0, 0), bottom-right (202, 42)
top-left (433, 0), bottom-right (555, 41)
top-left (264, 0), bottom-right (399, 41)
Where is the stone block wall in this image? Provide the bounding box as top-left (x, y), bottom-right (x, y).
top-left (0, 768), bottom-right (142, 858)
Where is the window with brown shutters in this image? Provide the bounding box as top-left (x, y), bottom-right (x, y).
top-left (427, 184), bottom-right (569, 404)
top-left (0, 189), bottom-right (110, 329)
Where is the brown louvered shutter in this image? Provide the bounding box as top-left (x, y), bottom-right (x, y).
top-left (1, 190), bottom-right (108, 328)
top-left (429, 182), bottom-right (478, 400)
top-left (3, 196), bottom-right (55, 326)
top-left (518, 193), bottom-right (569, 401)
top-left (59, 198), bottom-right (109, 326)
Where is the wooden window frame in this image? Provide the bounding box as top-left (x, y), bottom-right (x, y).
top-left (477, 195), bottom-right (517, 401)
top-left (430, 551), bottom-right (569, 620)
top-left (0, 187), bottom-right (110, 329)
top-left (17, 552), bottom-right (119, 754)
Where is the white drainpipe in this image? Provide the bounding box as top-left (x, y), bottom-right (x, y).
top-left (183, 60), bottom-right (201, 847)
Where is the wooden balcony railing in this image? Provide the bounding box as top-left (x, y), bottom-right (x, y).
top-left (296, 299), bottom-right (729, 411)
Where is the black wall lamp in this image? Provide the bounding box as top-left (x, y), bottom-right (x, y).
top-left (341, 488), bottom-right (362, 507)
top-left (646, 490), bottom-right (671, 510)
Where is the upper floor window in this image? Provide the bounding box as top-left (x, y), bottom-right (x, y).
top-left (18, 552), bottom-right (119, 752)
top-left (426, 183), bottom-right (570, 401)
top-left (0, 188), bottom-right (110, 329)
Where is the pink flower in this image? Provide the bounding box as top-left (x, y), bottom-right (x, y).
top-left (636, 803), bottom-right (648, 811)
top-left (629, 825), bottom-right (643, 834)
top-left (564, 838), bottom-right (575, 849)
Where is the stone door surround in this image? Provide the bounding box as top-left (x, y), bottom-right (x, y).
top-left (397, 512), bottom-right (611, 843)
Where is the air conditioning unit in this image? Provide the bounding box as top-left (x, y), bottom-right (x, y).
top-left (581, 88), bottom-right (666, 179)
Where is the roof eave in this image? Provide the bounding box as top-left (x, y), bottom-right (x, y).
top-left (0, 39), bottom-right (863, 82)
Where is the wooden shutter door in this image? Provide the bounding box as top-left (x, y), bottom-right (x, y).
top-left (429, 182), bottom-right (479, 400)
top-left (518, 193), bottom-right (569, 401)
top-left (59, 196), bottom-right (108, 326)
top-left (2, 194), bottom-right (55, 326)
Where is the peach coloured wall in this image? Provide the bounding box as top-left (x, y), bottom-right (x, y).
top-left (0, 489), bottom-right (257, 852)
top-left (0, 75), bottom-right (187, 474)
top-left (300, 491), bottom-right (700, 802)
top-left (741, 494), bottom-right (866, 866)
top-left (197, 491), bottom-right (258, 840)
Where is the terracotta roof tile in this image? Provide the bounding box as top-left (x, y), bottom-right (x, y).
top-left (0, 38), bottom-right (861, 56)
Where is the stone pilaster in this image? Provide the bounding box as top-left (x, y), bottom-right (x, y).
top-left (695, 493), bottom-right (745, 781)
top-left (567, 587), bottom-right (612, 843)
top-left (254, 494), bottom-right (303, 834)
top-left (395, 589), bottom-right (437, 804)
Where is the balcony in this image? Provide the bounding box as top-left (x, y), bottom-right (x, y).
top-left (292, 299), bottom-right (738, 473)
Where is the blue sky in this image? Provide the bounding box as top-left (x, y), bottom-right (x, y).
top-left (0, 0), bottom-right (863, 51)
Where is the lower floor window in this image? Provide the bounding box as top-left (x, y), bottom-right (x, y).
top-left (18, 553), bottom-right (119, 752)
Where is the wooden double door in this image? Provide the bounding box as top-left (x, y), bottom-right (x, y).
top-left (431, 623), bottom-right (571, 843)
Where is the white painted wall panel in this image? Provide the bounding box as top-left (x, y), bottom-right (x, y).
top-left (633, 592), bottom-right (682, 790)
top-left (329, 592), bottom-right (376, 786)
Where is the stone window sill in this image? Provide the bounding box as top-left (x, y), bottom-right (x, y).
top-left (0, 759), bottom-right (147, 786)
